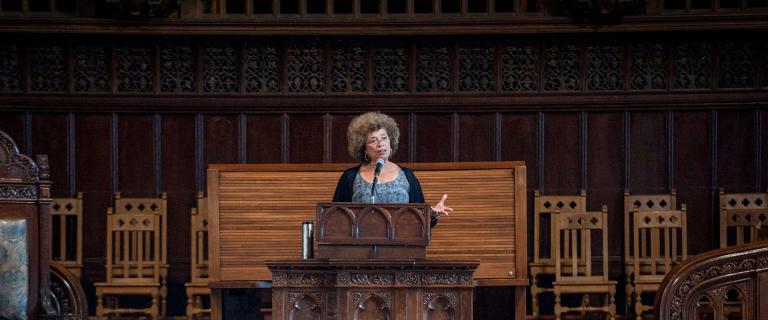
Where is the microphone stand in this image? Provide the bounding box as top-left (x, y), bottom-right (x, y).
top-left (371, 159), bottom-right (384, 203)
top-left (371, 175), bottom-right (377, 203)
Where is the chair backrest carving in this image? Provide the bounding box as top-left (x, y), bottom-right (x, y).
top-left (114, 192), bottom-right (168, 267)
top-left (718, 189), bottom-right (768, 248)
top-left (632, 206), bottom-right (687, 282)
top-left (554, 206), bottom-right (609, 283)
top-left (191, 192), bottom-right (209, 284)
top-left (624, 189), bottom-right (678, 264)
top-left (104, 209), bottom-right (162, 284)
top-left (534, 189), bottom-right (587, 265)
top-left (50, 192), bottom-right (83, 278)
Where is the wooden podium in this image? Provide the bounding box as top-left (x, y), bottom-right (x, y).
top-left (268, 203), bottom-right (477, 320)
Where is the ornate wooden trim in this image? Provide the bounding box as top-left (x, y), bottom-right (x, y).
top-left (1, 13), bottom-right (768, 35)
top-left (0, 130), bottom-right (40, 183)
top-left (654, 242), bottom-right (768, 320)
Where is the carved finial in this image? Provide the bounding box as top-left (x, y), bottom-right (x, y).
top-left (36, 154), bottom-right (50, 180)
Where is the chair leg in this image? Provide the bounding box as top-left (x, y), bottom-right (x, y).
top-left (96, 290), bottom-right (104, 320)
top-left (635, 290), bottom-right (643, 320)
top-left (554, 292), bottom-right (562, 320)
top-left (186, 292), bottom-right (194, 320)
top-left (625, 281), bottom-right (634, 316)
top-left (531, 284), bottom-right (539, 317)
top-left (151, 293), bottom-right (160, 320)
top-left (609, 292), bottom-right (616, 320)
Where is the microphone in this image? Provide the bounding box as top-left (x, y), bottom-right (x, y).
top-left (371, 158), bottom-right (385, 203)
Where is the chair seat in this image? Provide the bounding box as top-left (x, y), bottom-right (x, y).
top-left (554, 280), bottom-right (617, 287)
top-left (95, 281), bottom-right (162, 287)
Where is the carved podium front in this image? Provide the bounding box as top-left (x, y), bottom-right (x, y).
top-left (268, 259), bottom-right (477, 320)
top-left (268, 203), bottom-right (478, 320)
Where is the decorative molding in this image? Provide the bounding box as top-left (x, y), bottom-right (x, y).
top-left (337, 272), bottom-right (395, 286)
top-left (0, 131), bottom-right (40, 183)
top-left (36, 155), bottom-right (49, 180)
top-left (420, 272), bottom-right (473, 285)
top-left (352, 291), bottom-right (392, 309)
top-left (423, 291), bottom-right (457, 310)
top-left (396, 272), bottom-right (420, 285)
top-left (287, 291), bottom-right (321, 306)
top-left (656, 243), bottom-right (768, 320)
top-left (287, 273), bottom-right (325, 286)
top-left (0, 185), bottom-right (38, 200)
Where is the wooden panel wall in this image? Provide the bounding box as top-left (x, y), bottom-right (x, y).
top-left (0, 30), bottom-right (766, 318)
top-left (0, 108), bottom-right (765, 315)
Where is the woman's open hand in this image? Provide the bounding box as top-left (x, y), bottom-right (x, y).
top-left (431, 194), bottom-right (453, 217)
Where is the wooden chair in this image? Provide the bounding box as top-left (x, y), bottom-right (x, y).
top-left (531, 189), bottom-right (587, 317)
top-left (113, 192), bottom-right (169, 317)
top-left (50, 192), bottom-right (84, 278)
top-left (186, 192), bottom-right (211, 319)
top-left (623, 190), bottom-right (679, 313)
top-left (631, 205), bottom-right (687, 320)
top-left (718, 188), bottom-right (768, 248)
top-left (552, 206), bottom-right (616, 320)
top-left (94, 208), bottom-right (163, 319)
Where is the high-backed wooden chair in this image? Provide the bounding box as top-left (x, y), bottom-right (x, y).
top-left (631, 205), bottom-right (687, 320)
top-left (113, 192), bottom-right (169, 316)
top-left (94, 208), bottom-right (163, 319)
top-left (531, 189), bottom-right (587, 317)
top-left (718, 188), bottom-right (768, 248)
top-left (623, 190), bottom-right (679, 312)
top-left (186, 192), bottom-right (211, 319)
top-left (50, 192), bottom-right (84, 278)
top-left (552, 206), bottom-right (616, 320)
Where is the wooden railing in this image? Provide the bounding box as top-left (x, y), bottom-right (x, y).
top-left (654, 241), bottom-right (768, 320)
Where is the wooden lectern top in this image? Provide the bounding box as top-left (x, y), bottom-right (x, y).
top-left (316, 203), bottom-right (432, 259)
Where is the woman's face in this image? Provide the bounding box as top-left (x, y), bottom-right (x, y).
top-left (365, 128), bottom-right (391, 163)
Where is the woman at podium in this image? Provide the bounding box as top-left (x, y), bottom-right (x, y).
top-left (331, 112), bottom-right (452, 226)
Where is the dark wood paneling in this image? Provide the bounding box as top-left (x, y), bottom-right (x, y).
top-left (717, 109), bottom-right (757, 192)
top-left (587, 112), bottom-right (624, 256)
top-left (246, 114), bottom-right (284, 164)
top-left (161, 114), bottom-right (197, 315)
top-left (4, 107), bottom-right (764, 318)
top-left (330, 113), bottom-right (356, 163)
top-left (162, 115), bottom-right (196, 193)
top-left (204, 115), bottom-right (239, 166)
top-left (542, 112), bottom-right (580, 194)
top-left (763, 110), bottom-right (768, 191)
top-left (74, 114), bottom-right (112, 268)
top-left (500, 112), bottom-right (539, 261)
top-left (674, 111), bottom-right (713, 254)
top-left (118, 114), bottom-right (155, 197)
top-left (31, 113), bottom-right (69, 196)
top-left (629, 112), bottom-right (668, 194)
top-left (0, 112), bottom-right (26, 152)
top-left (501, 113), bottom-right (538, 186)
top-left (288, 114), bottom-right (325, 163)
top-left (388, 113), bottom-right (411, 164)
top-left (458, 113), bottom-right (494, 162)
top-left (413, 113), bottom-right (452, 163)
